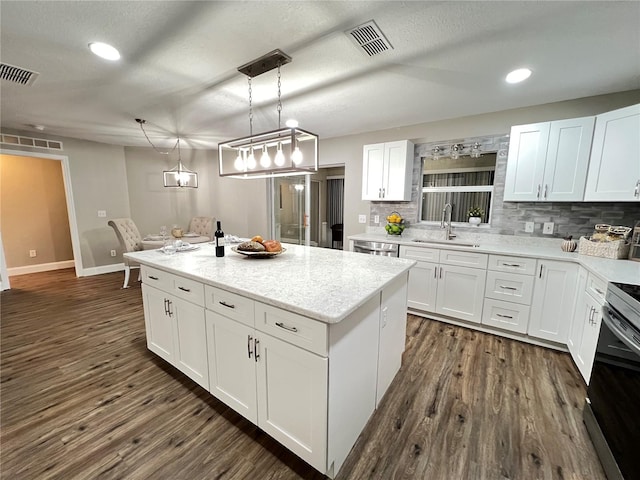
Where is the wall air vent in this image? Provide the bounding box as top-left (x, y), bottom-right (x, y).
top-left (1, 63), bottom-right (40, 86)
top-left (1, 133), bottom-right (63, 151)
top-left (346, 20), bottom-right (393, 57)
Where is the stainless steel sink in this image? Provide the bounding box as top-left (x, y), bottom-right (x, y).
top-left (412, 239), bottom-right (480, 248)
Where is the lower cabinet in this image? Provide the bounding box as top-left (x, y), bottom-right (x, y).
top-left (142, 283), bottom-right (209, 389)
top-left (141, 272), bottom-right (409, 479)
top-left (528, 260), bottom-right (578, 343)
top-left (401, 246), bottom-right (486, 324)
top-left (568, 269), bottom-right (606, 384)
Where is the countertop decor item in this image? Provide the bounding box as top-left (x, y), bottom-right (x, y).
top-left (385, 211), bottom-right (405, 235)
top-left (561, 235), bottom-right (577, 252)
top-left (467, 206), bottom-right (484, 226)
top-left (578, 236), bottom-right (630, 259)
top-left (231, 246), bottom-right (286, 258)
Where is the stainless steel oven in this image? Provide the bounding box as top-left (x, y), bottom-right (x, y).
top-left (584, 282), bottom-right (640, 480)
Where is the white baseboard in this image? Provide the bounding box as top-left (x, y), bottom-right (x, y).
top-left (7, 260), bottom-right (76, 276)
top-left (81, 263), bottom-right (126, 276)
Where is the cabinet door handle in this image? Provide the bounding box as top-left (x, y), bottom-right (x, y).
top-left (382, 188), bottom-right (385, 198)
top-left (254, 338), bottom-right (260, 362)
top-left (275, 321), bottom-right (298, 333)
top-left (502, 263), bottom-right (521, 268)
top-left (149, 275), bottom-right (159, 281)
top-left (164, 298), bottom-right (169, 315)
top-left (439, 267), bottom-right (443, 279)
top-left (635, 179), bottom-right (640, 198)
top-left (219, 301), bottom-right (235, 309)
top-left (378, 188), bottom-right (382, 199)
top-left (543, 184), bottom-right (548, 199)
top-left (178, 286), bottom-right (191, 293)
top-left (433, 267), bottom-right (437, 279)
top-left (247, 335), bottom-right (253, 359)
top-left (167, 300), bottom-right (173, 317)
top-left (499, 285), bottom-right (518, 291)
top-left (539, 265), bottom-right (543, 278)
top-left (536, 184), bottom-right (541, 199)
top-left (496, 313), bottom-right (513, 319)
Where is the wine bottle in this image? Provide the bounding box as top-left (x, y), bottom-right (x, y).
top-left (215, 221), bottom-right (225, 257)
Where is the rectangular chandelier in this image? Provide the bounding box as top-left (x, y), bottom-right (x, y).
top-left (218, 126), bottom-right (318, 179)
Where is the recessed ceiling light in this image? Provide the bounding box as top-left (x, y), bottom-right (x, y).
top-left (89, 42), bottom-right (120, 61)
top-left (285, 119), bottom-right (299, 128)
top-left (505, 68), bottom-right (532, 84)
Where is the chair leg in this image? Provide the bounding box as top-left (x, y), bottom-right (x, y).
top-left (122, 265), bottom-right (131, 289)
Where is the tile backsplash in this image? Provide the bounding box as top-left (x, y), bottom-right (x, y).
top-left (369, 144), bottom-right (640, 238)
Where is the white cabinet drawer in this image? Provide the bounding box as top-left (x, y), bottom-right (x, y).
top-left (482, 299), bottom-right (531, 334)
top-left (439, 250), bottom-right (488, 269)
top-left (205, 286), bottom-right (255, 328)
top-left (255, 303), bottom-right (328, 356)
top-left (173, 276), bottom-right (205, 307)
top-left (485, 271), bottom-right (534, 305)
top-left (141, 265), bottom-right (174, 292)
top-left (586, 273), bottom-right (607, 305)
top-left (488, 255), bottom-right (537, 276)
top-left (400, 246), bottom-right (440, 263)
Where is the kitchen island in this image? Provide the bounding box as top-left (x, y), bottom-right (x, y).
top-left (125, 243), bottom-right (415, 479)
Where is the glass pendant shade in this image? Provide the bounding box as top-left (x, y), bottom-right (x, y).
top-left (260, 145), bottom-right (271, 168)
top-left (274, 143), bottom-right (285, 166)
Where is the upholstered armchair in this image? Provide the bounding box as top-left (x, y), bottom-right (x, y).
top-left (187, 216), bottom-right (214, 240)
top-left (108, 218), bottom-right (143, 288)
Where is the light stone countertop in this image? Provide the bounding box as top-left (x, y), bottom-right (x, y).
top-left (349, 232), bottom-right (640, 286)
top-left (125, 243), bottom-right (416, 324)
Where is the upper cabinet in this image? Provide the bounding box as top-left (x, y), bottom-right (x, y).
top-left (584, 103), bottom-right (640, 202)
top-left (362, 140), bottom-right (414, 201)
top-left (503, 116), bottom-right (595, 202)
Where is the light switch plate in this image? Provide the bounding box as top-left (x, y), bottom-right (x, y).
top-left (543, 222), bottom-right (554, 235)
top-left (110, 250), bottom-right (117, 257)
top-left (98, 210), bottom-right (107, 218)
top-left (358, 214), bottom-right (367, 224)
top-left (524, 222), bottom-right (534, 233)
top-left (29, 249), bottom-right (37, 257)
top-left (374, 215), bottom-right (380, 224)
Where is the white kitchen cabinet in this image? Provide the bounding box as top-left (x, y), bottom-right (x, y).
top-left (401, 246), bottom-right (486, 323)
top-left (362, 140), bottom-right (413, 201)
top-left (436, 264), bottom-right (486, 324)
top-left (528, 260), bottom-right (578, 344)
top-left (504, 116), bottom-right (595, 202)
top-left (142, 282), bottom-right (209, 389)
top-left (568, 269), bottom-right (606, 384)
top-left (584, 103), bottom-right (640, 201)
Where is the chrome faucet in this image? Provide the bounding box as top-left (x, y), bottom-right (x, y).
top-left (441, 203), bottom-right (456, 240)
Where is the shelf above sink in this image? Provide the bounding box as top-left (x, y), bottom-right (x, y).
top-left (412, 239), bottom-right (480, 248)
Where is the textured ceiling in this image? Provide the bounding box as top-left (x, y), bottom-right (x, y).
top-left (1, 1), bottom-right (639, 149)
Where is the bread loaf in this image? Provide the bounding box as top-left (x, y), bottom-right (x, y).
top-left (237, 241), bottom-right (266, 252)
top-left (262, 240), bottom-right (282, 253)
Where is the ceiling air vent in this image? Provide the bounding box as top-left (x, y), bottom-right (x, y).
top-left (1, 63), bottom-right (40, 86)
top-left (346, 20), bottom-right (393, 57)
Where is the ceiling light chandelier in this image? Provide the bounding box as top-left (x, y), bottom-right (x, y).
top-left (218, 49), bottom-right (319, 179)
top-left (136, 119), bottom-right (198, 188)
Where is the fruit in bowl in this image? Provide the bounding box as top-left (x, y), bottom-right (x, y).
top-left (385, 222), bottom-right (405, 235)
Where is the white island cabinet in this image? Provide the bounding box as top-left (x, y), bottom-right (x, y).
top-left (126, 244), bottom-right (414, 479)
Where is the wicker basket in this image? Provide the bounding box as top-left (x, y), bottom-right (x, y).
top-left (578, 236), bottom-right (630, 259)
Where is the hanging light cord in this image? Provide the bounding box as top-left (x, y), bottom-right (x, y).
top-left (136, 119), bottom-right (179, 156)
top-left (277, 63), bottom-right (282, 129)
top-left (248, 77), bottom-right (253, 138)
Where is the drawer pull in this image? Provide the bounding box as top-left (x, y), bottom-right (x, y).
top-left (496, 313), bottom-right (513, 319)
top-left (502, 263), bottom-right (521, 268)
top-left (499, 285), bottom-right (518, 291)
top-left (219, 301), bottom-right (235, 309)
top-left (594, 287), bottom-right (604, 296)
top-left (178, 286), bottom-right (191, 293)
top-left (148, 275), bottom-right (159, 280)
top-left (275, 321), bottom-right (298, 333)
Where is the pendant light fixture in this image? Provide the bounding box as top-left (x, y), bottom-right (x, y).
top-left (218, 49), bottom-right (319, 179)
top-left (136, 119), bottom-right (198, 188)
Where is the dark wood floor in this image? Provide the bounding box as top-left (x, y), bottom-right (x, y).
top-left (1, 269), bottom-right (605, 480)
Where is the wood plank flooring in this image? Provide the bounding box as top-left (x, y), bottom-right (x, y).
top-left (1, 269), bottom-right (605, 479)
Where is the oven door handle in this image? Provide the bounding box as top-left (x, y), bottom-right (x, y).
top-left (602, 306), bottom-right (640, 357)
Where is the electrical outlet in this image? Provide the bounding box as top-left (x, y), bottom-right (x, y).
top-left (524, 222), bottom-right (534, 233)
top-left (110, 250), bottom-right (117, 257)
top-left (29, 249), bottom-right (37, 258)
top-left (374, 215), bottom-right (380, 224)
top-left (543, 222), bottom-right (554, 235)
top-left (97, 210), bottom-right (106, 218)
top-left (358, 214), bottom-right (367, 224)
